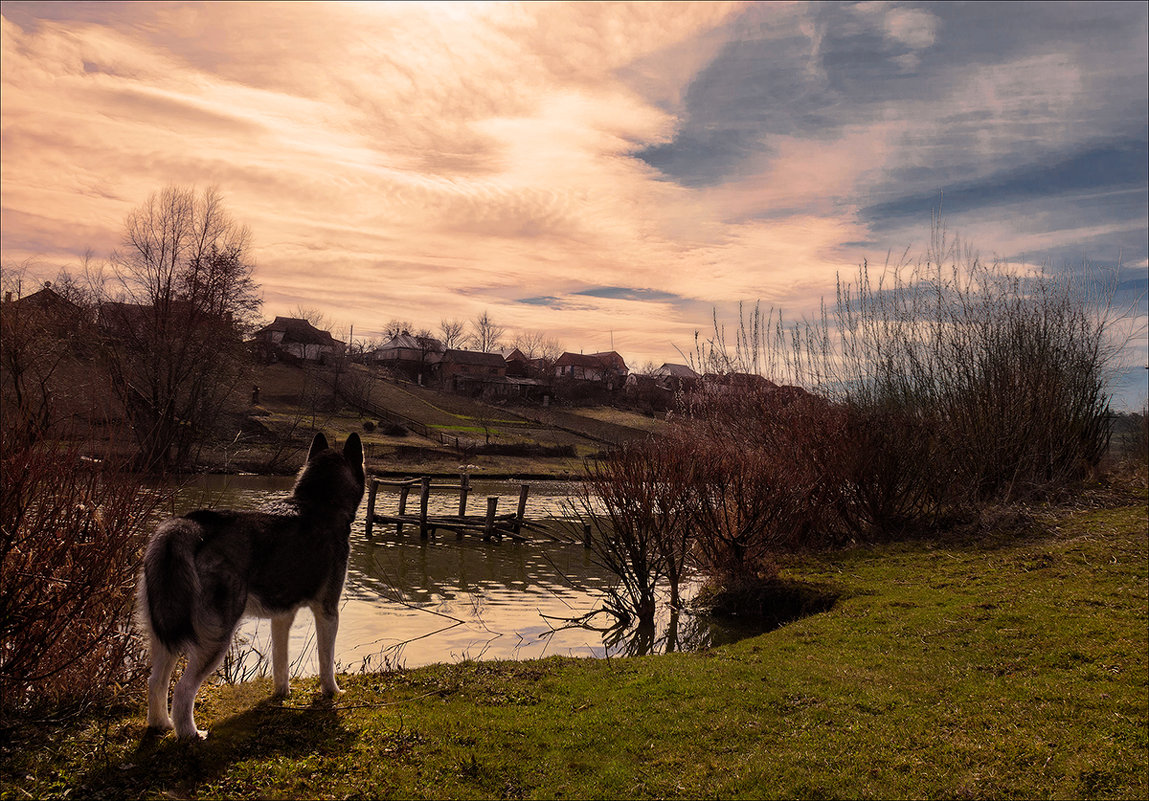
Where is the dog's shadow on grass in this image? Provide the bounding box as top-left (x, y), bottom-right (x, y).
top-left (82, 693), bottom-right (356, 797)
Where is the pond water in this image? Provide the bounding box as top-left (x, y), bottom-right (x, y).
top-left (158, 474), bottom-right (766, 679)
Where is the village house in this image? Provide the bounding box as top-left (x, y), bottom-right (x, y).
top-left (700, 372), bottom-right (777, 393)
top-left (436, 349), bottom-right (509, 396)
top-left (251, 316), bottom-right (343, 364)
top-left (625, 363), bottom-right (699, 392)
top-left (650, 363), bottom-right (700, 390)
top-left (503, 347), bottom-right (531, 377)
top-left (96, 301), bottom-right (151, 339)
top-left (624, 363), bottom-right (699, 411)
top-left (370, 330), bottom-right (444, 383)
top-left (3, 282), bottom-right (92, 349)
top-left (554, 350), bottom-right (628, 389)
top-left (502, 347), bottom-right (554, 379)
top-left (3, 282), bottom-right (88, 329)
top-left (96, 299), bottom-right (215, 343)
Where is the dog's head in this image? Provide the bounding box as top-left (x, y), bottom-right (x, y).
top-left (293, 432), bottom-right (367, 517)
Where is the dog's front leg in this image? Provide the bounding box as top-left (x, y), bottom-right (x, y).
top-left (311, 602), bottom-right (341, 696)
top-left (271, 610), bottom-right (297, 697)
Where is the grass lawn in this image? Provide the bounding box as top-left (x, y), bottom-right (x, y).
top-left (4, 492), bottom-right (1145, 799)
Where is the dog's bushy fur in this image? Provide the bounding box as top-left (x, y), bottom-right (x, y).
top-left (140, 433), bottom-right (365, 739)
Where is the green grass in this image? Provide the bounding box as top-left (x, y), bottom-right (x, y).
top-left (4, 499), bottom-right (1145, 800)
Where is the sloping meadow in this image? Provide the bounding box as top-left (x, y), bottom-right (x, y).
top-left (4, 490), bottom-right (1145, 800)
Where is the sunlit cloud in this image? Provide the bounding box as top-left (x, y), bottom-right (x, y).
top-left (1, 1), bottom-right (1145, 403)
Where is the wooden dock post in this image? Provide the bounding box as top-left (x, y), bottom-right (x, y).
top-left (361, 474), bottom-right (537, 544)
top-left (457, 474), bottom-right (470, 539)
top-left (458, 474), bottom-right (470, 516)
top-left (484, 496), bottom-right (498, 541)
top-left (515, 484), bottom-right (530, 535)
top-left (583, 523), bottom-right (592, 549)
top-left (419, 476), bottom-right (431, 539)
top-left (365, 479), bottom-right (378, 540)
top-left (396, 482), bottom-right (411, 535)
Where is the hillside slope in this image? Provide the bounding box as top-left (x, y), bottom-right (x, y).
top-left (228, 362), bottom-right (663, 476)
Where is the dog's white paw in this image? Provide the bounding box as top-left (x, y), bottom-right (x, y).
top-left (177, 728), bottom-right (208, 742)
top-left (272, 686), bottom-right (291, 699)
top-left (146, 719), bottom-right (174, 735)
top-left (321, 683), bottom-right (343, 698)
top-left (147, 713), bottom-right (174, 731)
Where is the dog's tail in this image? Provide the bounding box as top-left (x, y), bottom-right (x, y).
top-left (142, 519), bottom-right (202, 649)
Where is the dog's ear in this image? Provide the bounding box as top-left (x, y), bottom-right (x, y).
top-left (307, 432), bottom-right (329, 461)
top-left (343, 432), bottom-right (363, 466)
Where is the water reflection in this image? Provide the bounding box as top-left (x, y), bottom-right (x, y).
top-left (158, 474), bottom-right (769, 677)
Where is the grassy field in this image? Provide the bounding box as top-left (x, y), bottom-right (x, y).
top-left (4, 484), bottom-right (1145, 800)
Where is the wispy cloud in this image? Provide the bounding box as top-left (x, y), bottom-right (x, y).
top-left (1, 1), bottom-right (1144, 397)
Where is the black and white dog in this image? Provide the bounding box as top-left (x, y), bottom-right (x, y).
top-left (140, 433), bottom-right (365, 739)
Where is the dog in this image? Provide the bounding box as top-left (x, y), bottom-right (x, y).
top-left (140, 432), bottom-right (366, 740)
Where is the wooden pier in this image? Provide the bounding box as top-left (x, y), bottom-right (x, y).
top-left (364, 475), bottom-right (532, 543)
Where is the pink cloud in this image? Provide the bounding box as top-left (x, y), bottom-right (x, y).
top-left (3, 2), bottom-right (1141, 377)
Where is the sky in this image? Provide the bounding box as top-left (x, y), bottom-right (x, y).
top-left (2, 1), bottom-right (1146, 404)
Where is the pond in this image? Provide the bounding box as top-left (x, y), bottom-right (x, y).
top-left (159, 474), bottom-right (768, 680)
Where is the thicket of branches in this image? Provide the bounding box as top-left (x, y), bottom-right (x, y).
top-left (586, 227), bottom-right (1133, 624)
top-left (572, 439), bottom-right (693, 628)
top-left (0, 425), bottom-right (160, 719)
top-left (696, 227), bottom-right (1125, 507)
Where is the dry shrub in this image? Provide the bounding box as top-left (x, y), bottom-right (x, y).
top-left (837, 402), bottom-right (944, 541)
top-left (584, 227), bottom-right (1131, 620)
top-left (576, 437), bottom-right (695, 625)
top-left (677, 385), bottom-right (848, 577)
top-left (0, 426), bottom-right (160, 718)
top-left (695, 224), bottom-right (1125, 510)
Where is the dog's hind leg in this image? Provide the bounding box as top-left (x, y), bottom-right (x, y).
top-left (271, 610), bottom-right (297, 698)
top-left (146, 633), bottom-right (178, 732)
top-left (310, 601), bottom-right (342, 696)
top-left (171, 635), bottom-right (231, 740)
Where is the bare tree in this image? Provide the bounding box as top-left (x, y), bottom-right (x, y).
top-left (97, 185), bottom-right (261, 470)
top-left (383, 319), bottom-right (414, 339)
top-left (468, 309), bottom-right (505, 353)
top-left (439, 318), bottom-right (466, 349)
top-left (292, 305), bottom-right (330, 331)
top-left (512, 329), bottom-right (562, 360)
top-left (538, 336), bottom-right (564, 366)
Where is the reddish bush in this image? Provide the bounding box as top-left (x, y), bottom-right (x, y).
top-left (0, 427), bottom-right (160, 717)
top-left (577, 437), bottom-right (695, 625)
top-left (675, 385), bottom-right (850, 574)
top-left (836, 402), bottom-right (944, 541)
